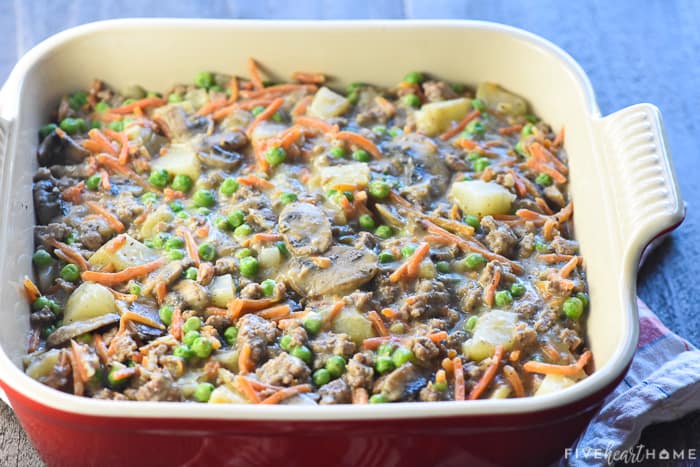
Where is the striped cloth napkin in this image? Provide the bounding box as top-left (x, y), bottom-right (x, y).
top-left (565, 299), bottom-right (700, 466)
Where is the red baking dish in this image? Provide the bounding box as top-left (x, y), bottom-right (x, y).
top-left (0, 19), bottom-right (684, 466)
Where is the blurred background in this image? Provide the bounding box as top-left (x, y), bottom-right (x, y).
top-left (1, 0), bottom-right (699, 464)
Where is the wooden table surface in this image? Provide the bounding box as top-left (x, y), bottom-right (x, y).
top-left (1, 1), bottom-right (698, 465)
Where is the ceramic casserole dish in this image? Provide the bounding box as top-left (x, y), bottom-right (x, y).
top-left (0, 19), bottom-right (684, 467)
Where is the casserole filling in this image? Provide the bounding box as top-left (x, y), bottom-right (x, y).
top-left (25, 61), bottom-right (591, 404)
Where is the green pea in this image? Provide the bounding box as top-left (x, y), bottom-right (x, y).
top-left (372, 125), bottom-right (388, 136)
top-left (171, 174), bottom-right (193, 192)
top-left (463, 214), bottom-right (480, 229)
top-left (94, 101), bottom-right (110, 113)
top-left (347, 89), bottom-right (359, 104)
top-left (224, 326), bottom-right (238, 345)
top-left (234, 223), bottom-right (253, 238)
top-left (526, 114), bottom-right (538, 123)
top-left (464, 253), bottom-right (486, 269)
top-left (239, 256), bottom-right (259, 277)
top-left (401, 245), bottom-right (416, 258)
top-left (194, 71), bottom-right (215, 89)
top-left (369, 394), bottom-right (388, 404)
top-left (183, 330), bottom-right (201, 347)
top-left (472, 157), bottom-right (491, 173)
top-left (375, 356), bottom-right (395, 374)
top-left (167, 249), bottom-right (185, 260)
top-left (368, 180), bottom-right (391, 199)
top-left (169, 200), bottom-right (185, 213)
top-left (279, 192), bottom-right (298, 205)
top-left (183, 316), bottom-right (202, 333)
top-left (301, 313), bottom-right (322, 335)
top-left (235, 248), bottom-right (253, 259)
top-left (107, 120), bottom-right (124, 132)
top-left (168, 93), bottom-right (184, 103)
top-left (291, 345), bottom-right (312, 364)
top-left (515, 141), bottom-right (527, 157)
top-left (150, 233), bottom-right (169, 249)
top-left (325, 356), bottom-right (346, 378)
top-left (276, 241), bottom-right (289, 257)
top-left (32, 296), bottom-right (51, 311)
top-left (467, 119), bottom-right (486, 135)
top-left (32, 249), bottom-right (52, 267)
top-left (403, 71), bottom-right (424, 85)
top-left (59, 117), bottom-right (87, 135)
top-left (107, 364), bottom-right (130, 389)
top-left (563, 297), bottom-right (584, 320)
top-left (193, 189), bottom-right (216, 208)
top-left (536, 173), bottom-right (553, 186)
top-left (219, 178), bottom-right (239, 196)
top-left (129, 283), bottom-right (142, 296)
top-left (521, 124), bottom-right (534, 137)
top-left (191, 337), bottom-right (213, 358)
top-left (352, 149), bottom-right (371, 162)
top-left (280, 334), bottom-right (292, 351)
top-left (510, 283), bottom-right (526, 297)
top-left (450, 83), bottom-right (466, 94)
top-left (81, 174), bottom-right (101, 192)
top-left (465, 316), bottom-right (478, 331)
top-left (60, 264), bottom-right (80, 282)
top-left (392, 347), bottom-right (414, 367)
top-left (313, 368), bottom-right (331, 386)
top-left (198, 243), bottom-right (216, 262)
top-left (265, 146), bottom-right (287, 166)
top-left (434, 380), bottom-right (448, 391)
top-left (375, 225), bottom-right (392, 239)
top-left (38, 123), bottom-right (58, 140)
top-left (261, 279), bottom-right (276, 297)
top-left (329, 146), bottom-right (346, 159)
top-left (65, 232), bottom-right (77, 245)
top-left (471, 98), bottom-right (486, 112)
top-left (403, 94), bottom-right (421, 108)
top-left (467, 151), bottom-right (481, 162)
top-left (88, 120), bottom-right (101, 130)
top-left (494, 290), bottom-right (513, 307)
top-left (358, 214), bottom-right (375, 230)
top-left (388, 127), bottom-right (403, 138)
top-left (436, 261), bottom-right (451, 273)
top-left (122, 98), bottom-right (136, 106)
top-left (214, 217), bottom-right (230, 231)
top-left (378, 251), bottom-right (395, 264)
top-left (209, 85), bottom-right (224, 93)
top-left (164, 236), bottom-right (185, 250)
top-left (148, 168), bottom-right (170, 188)
top-left (194, 382), bottom-right (214, 402)
top-left (41, 325), bottom-right (56, 339)
top-left (159, 305), bottom-right (174, 325)
top-left (68, 91), bottom-right (88, 110)
top-left (377, 343), bottom-right (395, 357)
top-left (48, 299), bottom-right (61, 314)
top-left (173, 344), bottom-right (194, 360)
top-left (141, 192), bottom-right (158, 205)
top-left (251, 105), bottom-right (265, 116)
top-left (227, 210), bottom-right (246, 228)
top-left (535, 240), bottom-right (550, 253)
top-left (576, 292), bottom-right (590, 308)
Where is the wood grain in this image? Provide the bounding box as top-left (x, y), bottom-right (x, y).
top-left (0, 1), bottom-right (698, 465)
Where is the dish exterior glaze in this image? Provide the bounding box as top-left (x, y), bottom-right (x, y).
top-left (0, 19), bottom-right (684, 467)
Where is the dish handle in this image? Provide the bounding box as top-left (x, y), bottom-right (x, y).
top-left (596, 103), bottom-right (685, 265)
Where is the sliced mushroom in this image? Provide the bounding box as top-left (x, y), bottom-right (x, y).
top-left (33, 177), bottom-right (66, 225)
top-left (373, 363), bottom-right (427, 401)
top-left (374, 204), bottom-right (405, 230)
top-left (170, 279), bottom-right (209, 311)
top-left (129, 301), bottom-right (167, 341)
top-left (205, 129), bottom-right (248, 152)
top-left (278, 202), bottom-right (332, 256)
top-left (284, 245), bottom-right (378, 297)
top-left (37, 130), bottom-right (90, 167)
top-left (46, 313), bottom-right (120, 347)
top-left (196, 147), bottom-right (242, 170)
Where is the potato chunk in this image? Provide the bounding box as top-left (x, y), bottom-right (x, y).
top-left (534, 374), bottom-right (576, 396)
top-left (209, 274), bottom-right (235, 308)
top-left (448, 180), bottom-right (515, 217)
top-left (414, 97), bottom-right (470, 136)
top-left (89, 234), bottom-right (158, 271)
top-left (308, 86), bottom-right (350, 119)
top-left (329, 308), bottom-right (374, 346)
top-left (319, 163), bottom-right (370, 191)
top-left (476, 83), bottom-right (528, 116)
top-left (150, 143), bottom-right (201, 181)
top-left (462, 310), bottom-right (518, 361)
top-left (64, 282), bottom-right (118, 324)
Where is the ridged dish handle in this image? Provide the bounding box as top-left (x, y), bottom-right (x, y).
top-left (597, 104), bottom-right (684, 265)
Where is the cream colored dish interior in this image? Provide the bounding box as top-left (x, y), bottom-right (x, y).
top-left (0, 20), bottom-right (683, 418)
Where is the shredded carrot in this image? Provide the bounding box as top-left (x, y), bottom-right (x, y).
top-left (508, 169), bottom-right (527, 198)
top-left (453, 357), bottom-right (465, 401)
top-left (458, 138), bottom-right (479, 151)
top-left (352, 388), bottom-right (369, 404)
top-left (503, 365), bottom-right (525, 398)
top-left (292, 71), bottom-right (326, 84)
top-left (93, 334), bottom-right (109, 364)
top-left (543, 219), bottom-right (556, 241)
top-left (309, 256), bottom-right (332, 269)
top-left (246, 97), bottom-right (285, 138)
top-left (552, 126), bottom-right (565, 148)
top-left (108, 287), bottom-right (137, 303)
top-left (228, 76), bottom-right (239, 102)
top-left (335, 131), bottom-right (382, 159)
top-left (527, 143), bottom-right (567, 184)
top-left (70, 340), bottom-right (90, 383)
top-left (110, 367), bottom-right (137, 382)
top-left (251, 233), bottom-right (283, 244)
top-left (237, 174), bottom-right (274, 190)
top-left (483, 268), bottom-right (502, 307)
top-left (447, 349), bottom-right (457, 359)
top-left (177, 228), bottom-right (200, 267)
top-left (256, 304), bottom-right (291, 321)
top-left (195, 226), bottom-right (209, 239)
top-left (247, 58), bottom-right (264, 91)
top-left (85, 129), bottom-right (118, 156)
top-left (227, 297), bottom-right (281, 320)
top-left (374, 96), bottom-right (396, 118)
top-left (46, 238), bottom-right (90, 271)
top-left (100, 169), bottom-right (111, 190)
top-left (469, 345), bottom-right (504, 400)
top-left (367, 310), bottom-right (389, 337)
top-left (439, 109), bottom-right (481, 141)
top-left (428, 331), bottom-right (448, 343)
top-left (559, 256), bottom-right (581, 278)
top-left (121, 310), bottom-right (165, 330)
top-left (442, 357), bottom-right (455, 373)
top-left (425, 215), bottom-right (475, 239)
top-left (155, 281), bottom-right (167, 304)
top-left (170, 308), bottom-right (183, 340)
top-left (62, 181), bottom-right (85, 203)
top-left (389, 242), bottom-right (429, 283)
top-left (241, 84), bottom-right (317, 100)
top-left (538, 253), bottom-right (575, 263)
top-left (81, 258), bottom-right (164, 285)
top-left (542, 343), bottom-right (561, 362)
top-left (536, 197), bottom-right (554, 216)
top-left (554, 202), bottom-right (574, 224)
top-left (291, 95), bottom-right (313, 117)
top-left (103, 128), bottom-right (130, 164)
top-left (66, 346), bottom-right (84, 396)
top-left (235, 375), bottom-right (262, 403)
top-left (95, 153), bottom-right (149, 189)
top-left (105, 234), bottom-right (127, 254)
top-left (361, 336), bottom-right (397, 350)
top-left (516, 209), bottom-right (544, 221)
top-left (523, 350), bottom-right (592, 376)
top-left (380, 308), bottom-right (397, 319)
top-left (295, 115), bottom-right (339, 133)
top-left (509, 350), bottom-right (521, 362)
top-left (196, 98), bottom-right (228, 117)
top-left (260, 384), bottom-right (312, 404)
top-left (86, 201), bottom-right (125, 233)
top-left (498, 124), bottom-right (523, 135)
top-left (23, 276), bottom-right (41, 303)
top-left (238, 343), bottom-right (253, 375)
top-left (211, 98), bottom-right (275, 121)
top-left (276, 125), bottom-right (304, 151)
top-left (323, 300), bottom-right (345, 331)
top-left (108, 97), bottom-right (166, 114)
